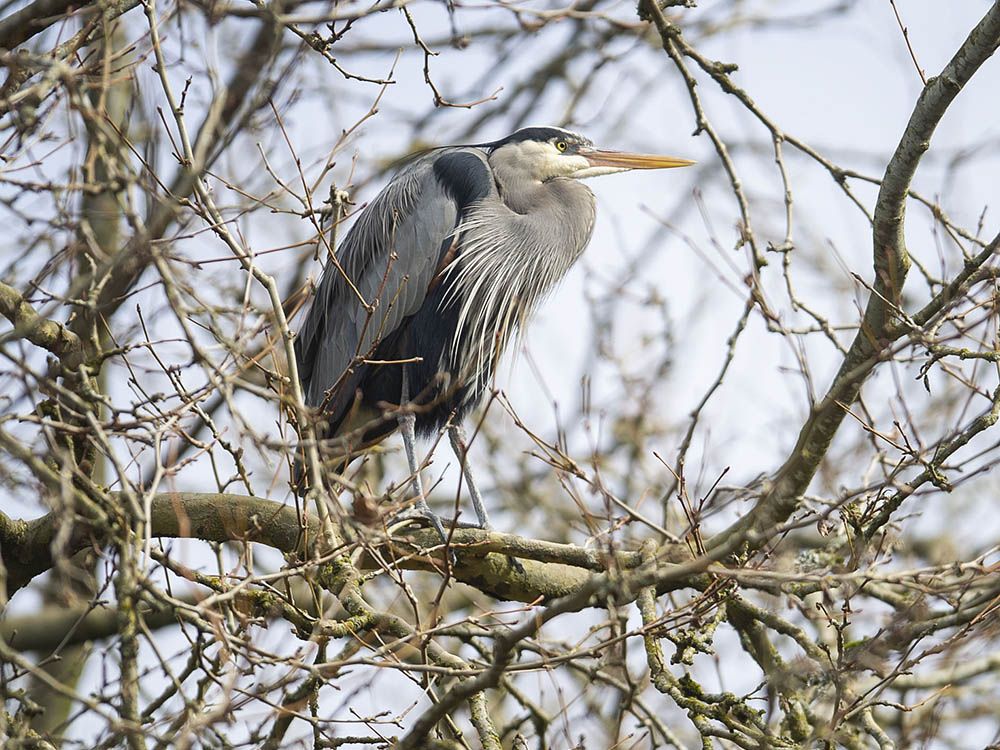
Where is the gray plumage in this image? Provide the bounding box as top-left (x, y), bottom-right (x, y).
top-left (295, 126), bottom-right (692, 514)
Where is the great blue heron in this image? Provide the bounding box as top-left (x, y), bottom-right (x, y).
top-left (295, 126), bottom-right (692, 542)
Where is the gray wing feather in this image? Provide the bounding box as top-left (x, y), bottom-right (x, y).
top-left (295, 149), bottom-right (487, 423)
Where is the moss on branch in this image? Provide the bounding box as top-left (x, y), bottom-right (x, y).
top-left (0, 491), bottom-right (697, 604)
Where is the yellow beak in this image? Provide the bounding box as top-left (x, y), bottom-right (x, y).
top-left (580, 148), bottom-right (696, 170)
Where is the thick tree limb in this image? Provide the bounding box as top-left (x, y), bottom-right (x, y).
top-left (1, 595), bottom-right (189, 652)
top-left (0, 492), bottom-right (316, 594)
top-left (0, 492), bottom-right (675, 602)
top-left (0, 279), bottom-right (83, 364)
top-left (1, 579), bottom-right (327, 651)
top-left (0, 0), bottom-right (89, 50)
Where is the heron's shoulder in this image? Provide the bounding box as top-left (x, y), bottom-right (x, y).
top-left (427, 148), bottom-right (494, 208)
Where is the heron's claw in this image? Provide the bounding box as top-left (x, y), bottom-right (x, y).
top-left (457, 514), bottom-right (524, 575)
top-left (390, 511), bottom-right (525, 574)
top-left (390, 506), bottom-right (458, 566)
top-left (506, 555), bottom-right (526, 576)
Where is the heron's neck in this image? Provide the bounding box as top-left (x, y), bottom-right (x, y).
top-left (503, 177), bottom-right (596, 265)
top-left (443, 174), bottom-right (596, 396)
top-left (492, 162), bottom-right (596, 246)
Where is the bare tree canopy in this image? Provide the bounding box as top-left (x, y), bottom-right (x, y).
top-left (2, 0), bottom-right (1000, 748)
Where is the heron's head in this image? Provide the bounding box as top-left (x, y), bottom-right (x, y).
top-left (487, 126), bottom-right (694, 182)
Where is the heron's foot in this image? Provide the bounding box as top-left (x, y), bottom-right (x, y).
top-left (457, 517), bottom-right (523, 574)
top-left (389, 510), bottom-right (524, 573)
top-left (438, 518), bottom-right (525, 575)
top-left (505, 554), bottom-right (526, 576)
top-left (459, 517), bottom-right (526, 575)
top-left (442, 516), bottom-right (524, 574)
top-left (389, 505), bottom-right (458, 565)
top-left (391, 508), bottom-right (484, 530)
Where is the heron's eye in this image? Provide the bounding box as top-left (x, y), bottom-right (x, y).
top-left (555, 141), bottom-right (568, 152)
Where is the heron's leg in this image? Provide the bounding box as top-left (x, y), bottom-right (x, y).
top-left (398, 371), bottom-right (451, 548)
top-left (447, 424), bottom-right (492, 530)
top-left (449, 422), bottom-right (524, 574)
